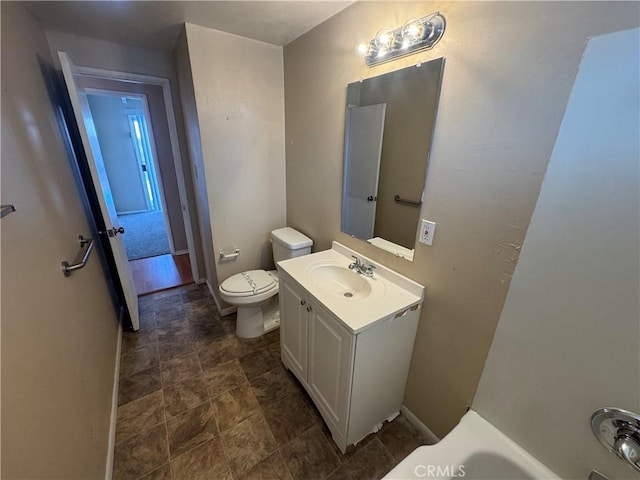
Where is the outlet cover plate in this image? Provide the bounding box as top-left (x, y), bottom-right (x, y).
top-left (419, 219), bottom-right (436, 245)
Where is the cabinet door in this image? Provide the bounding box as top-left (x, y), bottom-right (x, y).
top-left (279, 278), bottom-right (308, 381)
top-left (307, 299), bottom-right (355, 434)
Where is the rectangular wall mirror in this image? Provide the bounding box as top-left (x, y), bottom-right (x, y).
top-left (341, 58), bottom-right (444, 261)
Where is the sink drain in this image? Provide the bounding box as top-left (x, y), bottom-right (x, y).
top-left (344, 292), bottom-right (353, 298)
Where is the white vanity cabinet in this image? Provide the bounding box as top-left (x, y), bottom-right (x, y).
top-left (279, 279), bottom-right (308, 381)
top-left (278, 268), bottom-right (422, 454)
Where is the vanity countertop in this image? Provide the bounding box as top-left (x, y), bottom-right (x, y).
top-left (276, 242), bottom-right (425, 334)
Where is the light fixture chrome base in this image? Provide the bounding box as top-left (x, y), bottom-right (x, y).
top-left (363, 13), bottom-right (445, 67)
top-left (591, 407), bottom-right (640, 472)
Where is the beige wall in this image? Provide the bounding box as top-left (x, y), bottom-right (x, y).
top-left (474, 27), bottom-right (640, 479)
top-left (283, 1), bottom-right (640, 436)
top-left (183, 24), bottom-right (287, 300)
top-left (46, 30), bottom-right (206, 279)
top-left (173, 27), bottom-right (219, 295)
top-left (1, 4), bottom-right (119, 478)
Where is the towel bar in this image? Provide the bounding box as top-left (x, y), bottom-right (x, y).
top-left (394, 195), bottom-right (422, 207)
top-left (62, 235), bottom-right (94, 277)
top-left (1, 205), bottom-right (16, 218)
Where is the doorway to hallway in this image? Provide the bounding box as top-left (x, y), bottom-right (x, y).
top-left (86, 91), bottom-right (172, 261)
top-left (68, 60), bottom-right (202, 301)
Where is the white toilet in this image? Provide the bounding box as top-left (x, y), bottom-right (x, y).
top-left (219, 227), bottom-right (313, 338)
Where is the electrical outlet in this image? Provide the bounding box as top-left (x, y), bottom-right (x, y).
top-left (419, 219), bottom-right (436, 246)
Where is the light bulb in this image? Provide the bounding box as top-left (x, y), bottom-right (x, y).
top-left (374, 28), bottom-right (395, 50)
top-left (354, 41), bottom-right (370, 57)
top-left (402, 18), bottom-right (425, 44)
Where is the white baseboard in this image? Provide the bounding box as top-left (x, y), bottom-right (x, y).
top-left (205, 279), bottom-right (236, 317)
top-left (173, 249), bottom-right (189, 255)
top-left (105, 325), bottom-right (122, 480)
top-left (400, 404), bottom-right (440, 444)
top-left (205, 279), bottom-right (218, 307)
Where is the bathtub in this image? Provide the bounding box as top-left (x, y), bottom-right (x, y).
top-left (383, 410), bottom-right (559, 479)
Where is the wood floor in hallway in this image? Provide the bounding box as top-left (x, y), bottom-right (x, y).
top-left (131, 253), bottom-right (194, 296)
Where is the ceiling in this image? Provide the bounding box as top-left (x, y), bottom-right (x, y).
top-left (24, 1), bottom-right (353, 50)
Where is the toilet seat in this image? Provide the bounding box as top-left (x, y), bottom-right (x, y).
top-left (219, 270), bottom-right (279, 306)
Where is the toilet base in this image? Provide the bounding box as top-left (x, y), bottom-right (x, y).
top-left (236, 296), bottom-right (280, 338)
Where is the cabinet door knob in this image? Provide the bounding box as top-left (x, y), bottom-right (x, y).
top-left (306, 306), bottom-right (312, 312)
top-left (300, 299), bottom-right (306, 306)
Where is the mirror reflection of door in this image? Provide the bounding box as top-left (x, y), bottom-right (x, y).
top-left (342, 103), bottom-right (386, 239)
top-left (341, 58), bottom-right (445, 260)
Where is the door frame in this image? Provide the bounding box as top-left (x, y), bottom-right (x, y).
top-left (85, 88), bottom-right (176, 253)
top-left (76, 66), bottom-right (200, 281)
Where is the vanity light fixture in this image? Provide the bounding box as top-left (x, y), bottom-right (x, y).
top-left (355, 13), bottom-right (445, 67)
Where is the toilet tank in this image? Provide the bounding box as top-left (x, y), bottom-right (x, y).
top-left (271, 227), bottom-right (313, 264)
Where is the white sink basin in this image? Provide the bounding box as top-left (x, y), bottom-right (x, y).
top-left (309, 265), bottom-right (373, 299)
top-left (277, 242), bottom-right (424, 333)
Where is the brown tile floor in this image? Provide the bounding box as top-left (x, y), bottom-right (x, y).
top-left (114, 283), bottom-right (434, 480)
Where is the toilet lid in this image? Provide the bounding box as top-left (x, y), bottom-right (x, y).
top-left (220, 270), bottom-right (277, 296)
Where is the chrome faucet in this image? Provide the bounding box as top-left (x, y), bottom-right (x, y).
top-left (348, 255), bottom-right (376, 277)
